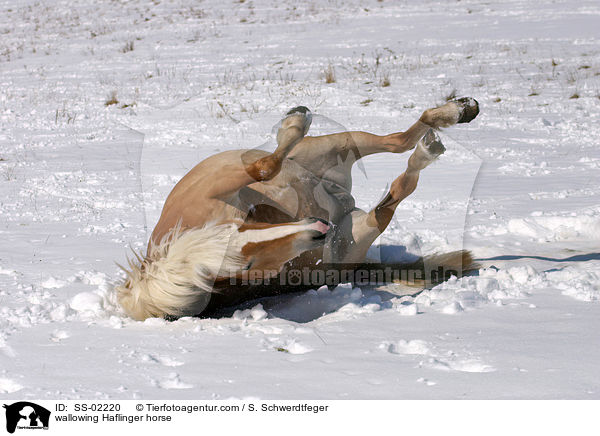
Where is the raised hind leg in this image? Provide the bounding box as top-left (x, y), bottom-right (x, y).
top-left (287, 97), bottom-right (479, 185)
top-left (207, 106), bottom-right (313, 199)
top-left (326, 129), bottom-right (447, 263)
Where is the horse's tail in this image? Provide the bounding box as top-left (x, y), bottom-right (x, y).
top-left (115, 224), bottom-right (244, 321)
top-left (387, 249), bottom-right (477, 288)
top-left (276, 250), bottom-right (477, 292)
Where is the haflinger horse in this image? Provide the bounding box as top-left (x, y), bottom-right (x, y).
top-left (117, 98), bottom-right (480, 321)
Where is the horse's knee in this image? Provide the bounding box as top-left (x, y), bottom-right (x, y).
top-left (246, 154), bottom-right (283, 182)
top-left (419, 104), bottom-right (459, 129)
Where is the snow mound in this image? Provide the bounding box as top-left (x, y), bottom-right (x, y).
top-left (50, 330), bottom-right (70, 342)
top-left (264, 338), bottom-right (313, 355)
top-left (70, 292), bottom-right (104, 314)
top-left (508, 214), bottom-right (600, 242)
top-left (41, 277), bottom-right (67, 289)
top-left (425, 357), bottom-right (495, 373)
top-left (153, 373), bottom-right (193, 390)
top-left (380, 339), bottom-right (496, 373)
top-left (233, 304), bottom-right (268, 321)
top-left (139, 353), bottom-right (184, 367)
top-left (383, 339), bottom-right (431, 355)
top-left (416, 265), bottom-right (541, 312)
top-left (0, 378), bottom-right (23, 394)
top-left (546, 266), bottom-right (600, 302)
top-left (393, 301), bottom-right (418, 316)
top-left (415, 261), bottom-right (600, 309)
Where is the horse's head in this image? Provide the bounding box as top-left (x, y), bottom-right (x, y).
top-left (117, 217), bottom-right (331, 320)
top-left (230, 217), bottom-right (330, 275)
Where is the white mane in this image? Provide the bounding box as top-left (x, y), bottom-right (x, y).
top-left (116, 223), bottom-right (246, 320)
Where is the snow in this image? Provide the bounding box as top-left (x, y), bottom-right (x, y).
top-left (0, 378), bottom-right (23, 394)
top-left (382, 339), bottom-right (496, 373)
top-left (1, 0), bottom-right (600, 400)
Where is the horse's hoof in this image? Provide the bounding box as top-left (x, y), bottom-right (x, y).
top-left (423, 129), bottom-right (446, 157)
top-left (284, 105), bottom-right (312, 134)
top-left (410, 129), bottom-right (446, 170)
top-left (286, 106), bottom-right (311, 116)
top-left (453, 97), bottom-right (479, 124)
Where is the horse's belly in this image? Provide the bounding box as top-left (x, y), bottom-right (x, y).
top-left (245, 160), bottom-right (355, 224)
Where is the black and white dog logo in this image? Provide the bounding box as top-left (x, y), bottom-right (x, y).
top-left (2, 402), bottom-right (50, 434)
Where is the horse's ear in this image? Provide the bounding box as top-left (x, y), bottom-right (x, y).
top-left (2, 404), bottom-right (6, 408)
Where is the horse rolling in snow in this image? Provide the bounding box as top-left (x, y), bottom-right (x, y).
top-left (117, 98), bottom-right (480, 320)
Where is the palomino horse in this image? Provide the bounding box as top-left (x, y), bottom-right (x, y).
top-left (117, 98), bottom-right (480, 320)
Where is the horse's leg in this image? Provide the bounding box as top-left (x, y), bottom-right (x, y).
top-left (287, 97), bottom-right (479, 183)
top-left (327, 129), bottom-right (446, 263)
top-left (207, 106), bottom-right (312, 199)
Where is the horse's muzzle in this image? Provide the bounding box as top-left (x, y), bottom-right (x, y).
top-left (306, 217), bottom-right (331, 240)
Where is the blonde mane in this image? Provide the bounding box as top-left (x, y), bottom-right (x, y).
top-left (116, 223), bottom-right (245, 320)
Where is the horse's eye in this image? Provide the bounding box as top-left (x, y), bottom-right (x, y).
top-left (243, 259), bottom-right (254, 270)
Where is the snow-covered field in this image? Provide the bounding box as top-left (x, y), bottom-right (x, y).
top-left (1, 0), bottom-right (599, 400)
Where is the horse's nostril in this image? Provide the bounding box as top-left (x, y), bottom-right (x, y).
top-left (306, 217), bottom-right (330, 235)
